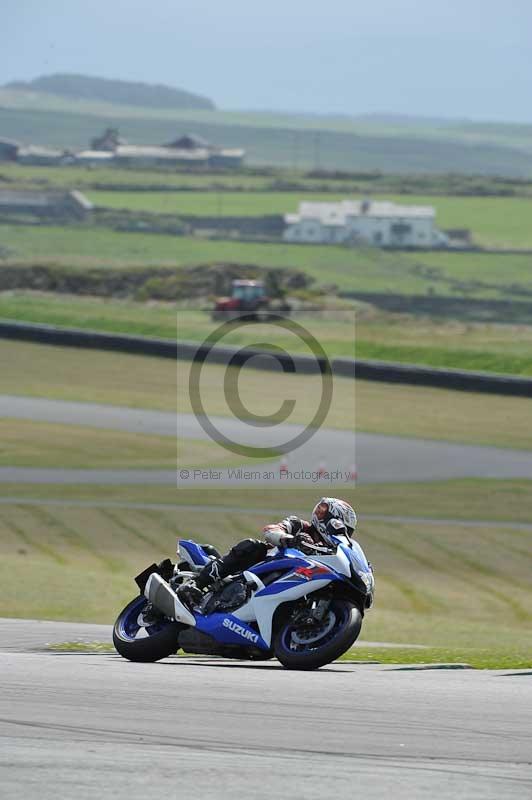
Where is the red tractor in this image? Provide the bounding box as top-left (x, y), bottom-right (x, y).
top-left (212, 279), bottom-right (289, 321)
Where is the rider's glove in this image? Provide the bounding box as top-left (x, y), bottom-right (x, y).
top-left (281, 516), bottom-right (310, 536)
top-left (263, 525), bottom-right (295, 549)
top-left (294, 532), bottom-right (316, 554)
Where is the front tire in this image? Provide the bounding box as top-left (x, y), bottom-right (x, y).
top-left (273, 599), bottom-right (362, 670)
top-left (113, 595), bottom-right (182, 663)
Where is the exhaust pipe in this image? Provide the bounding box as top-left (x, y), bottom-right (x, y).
top-left (144, 573), bottom-right (196, 627)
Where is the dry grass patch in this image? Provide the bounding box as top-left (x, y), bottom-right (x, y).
top-left (0, 419), bottom-right (251, 470)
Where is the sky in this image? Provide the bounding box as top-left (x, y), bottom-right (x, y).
top-left (2, 0), bottom-right (531, 122)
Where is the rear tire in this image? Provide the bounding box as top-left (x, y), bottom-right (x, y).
top-left (113, 595), bottom-right (182, 663)
top-left (273, 599), bottom-right (362, 670)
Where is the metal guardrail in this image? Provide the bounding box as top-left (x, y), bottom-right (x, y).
top-left (1, 319), bottom-right (532, 398)
top-left (0, 319), bottom-right (177, 358)
top-left (332, 357), bottom-right (532, 397)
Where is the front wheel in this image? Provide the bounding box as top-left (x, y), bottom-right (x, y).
top-left (113, 595), bottom-right (182, 662)
top-left (273, 598), bottom-right (362, 670)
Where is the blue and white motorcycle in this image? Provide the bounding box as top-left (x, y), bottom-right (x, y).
top-left (113, 534), bottom-right (374, 670)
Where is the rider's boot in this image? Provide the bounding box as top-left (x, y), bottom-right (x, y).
top-left (176, 556), bottom-right (224, 610)
top-left (177, 539), bottom-right (269, 609)
top-left (176, 582), bottom-right (204, 610)
top-left (175, 561), bottom-right (217, 611)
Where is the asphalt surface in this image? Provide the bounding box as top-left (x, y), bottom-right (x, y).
top-left (1, 619), bottom-right (531, 800)
top-left (3, 395), bottom-right (532, 485)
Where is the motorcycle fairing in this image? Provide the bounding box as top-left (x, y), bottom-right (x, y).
top-left (179, 540), bottom-right (211, 567)
top-left (245, 575), bottom-right (334, 646)
top-left (333, 537), bottom-right (372, 573)
top-left (190, 554), bottom-right (339, 649)
top-left (333, 538), bottom-right (375, 595)
top-left (193, 610), bottom-right (269, 651)
top-left (253, 563), bottom-right (337, 597)
top-left (249, 554), bottom-right (319, 578)
top-left (176, 538), bottom-right (373, 650)
top-left (211, 552), bottom-right (339, 646)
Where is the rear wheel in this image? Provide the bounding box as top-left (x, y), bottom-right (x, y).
top-left (113, 595), bottom-right (182, 663)
top-left (273, 598), bottom-right (362, 670)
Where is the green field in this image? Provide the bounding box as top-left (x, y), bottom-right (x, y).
top-left (1, 480), bottom-right (531, 667)
top-left (3, 161), bottom-right (532, 201)
top-left (0, 161), bottom-right (276, 191)
top-left (86, 189), bottom-right (532, 249)
top-left (2, 225), bottom-right (532, 301)
top-left (2, 294), bottom-right (532, 377)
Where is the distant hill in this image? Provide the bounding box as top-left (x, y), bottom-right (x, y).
top-left (1, 84), bottom-right (531, 176)
top-left (4, 73), bottom-right (215, 111)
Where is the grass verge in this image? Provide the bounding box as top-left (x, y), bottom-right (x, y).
top-left (0, 420), bottom-right (268, 470)
top-left (341, 647), bottom-right (532, 670)
top-left (3, 339), bottom-right (532, 450)
top-left (3, 293), bottom-right (532, 374)
top-left (177, 359), bottom-right (532, 450)
top-left (47, 641), bottom-right (114, 653)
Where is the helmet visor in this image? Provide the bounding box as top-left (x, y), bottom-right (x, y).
top-left (311, 499), bottom-right (329, 529)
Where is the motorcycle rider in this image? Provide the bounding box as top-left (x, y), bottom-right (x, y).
top-left (177, 497), bottom-right (357, 609)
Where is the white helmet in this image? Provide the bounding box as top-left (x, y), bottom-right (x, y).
top-left (311, 497), bottom-right (357, 535)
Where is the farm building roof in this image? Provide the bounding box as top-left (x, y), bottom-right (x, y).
top-left (17, 145), bottom-right (66, 158)
top-left (164, 133), bottom-right (211, 150)
top-left (115, 145), bottom-right (209, 161)
top-left (211, 148), bottom-right (245, 157)
top-left (69, 190), bottom-right (93, 210)
top-left (0, 189), bottom-right (93, 215)
top-left (293, 200), bottom-right (435, 224)
top-left (76, 150), bottom-right (115, 161)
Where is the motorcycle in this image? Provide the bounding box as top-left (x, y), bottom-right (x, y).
top-left (113, 533), bottom-right (374, 670)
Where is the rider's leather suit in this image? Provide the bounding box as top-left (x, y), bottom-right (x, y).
top-left (193, 515), bottom-right (348, 590)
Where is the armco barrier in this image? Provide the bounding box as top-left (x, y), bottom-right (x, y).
top-left (332, 357), bottom-right (532, 397)
top-left (339, 290), bottom-right (532, 324)
top-left (0, 319), bottom-right (177, 358)
top-left (1, 319), bottom-right (532, 398)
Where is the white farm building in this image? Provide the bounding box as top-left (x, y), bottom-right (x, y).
top-left (283, 199), bottom-right (449, 248)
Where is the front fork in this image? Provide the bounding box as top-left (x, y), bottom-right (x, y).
top-left (292, 595), bottom-right (331, 627)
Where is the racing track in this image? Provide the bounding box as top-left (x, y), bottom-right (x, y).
top-left (2, 390), bottom-right (532, 798)
top-left (2, 395), bottom-right (532, 484)
top-left (1, 619), bottom-right (531, 800)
